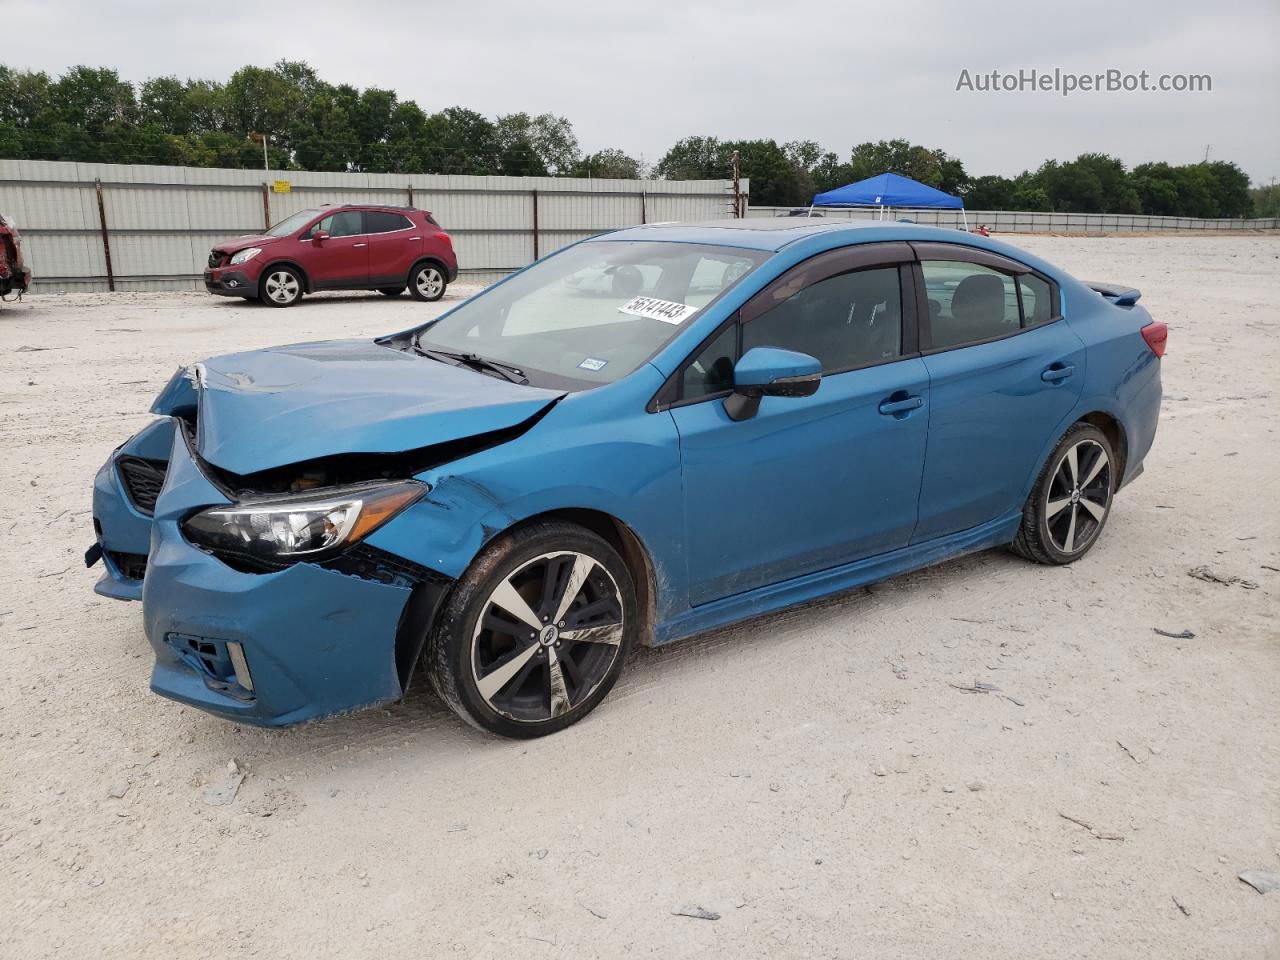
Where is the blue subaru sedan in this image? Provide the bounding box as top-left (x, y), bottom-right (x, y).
top-left (88, 220), bottom-right (1165, 737)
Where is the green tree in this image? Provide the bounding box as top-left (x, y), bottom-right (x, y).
top-left (658, 137), bottom-right (810, 205)
top-left (138, 76), bottom-right (194, 134)
top-left (1036, 154), bottom-right (1140, 214)
top-left (724, 139), bottom-right (809, 206)
top-left (1200, 161), bottom-right (1252, 217)
top-left (963, 175), bottom-right (1015, 209)
top-left (1131, 162), bottom-right (1181, 216)
top-left (655, 136), bottom-right (723, 180)
top-left (423, 107), bottom-right (501, 175)
top-left (840, 139), bottom-right (969, 195)
top-left (573, 148), bottom-right (644, 179)
top-left (1250, 183), bottom-right (1279, 218)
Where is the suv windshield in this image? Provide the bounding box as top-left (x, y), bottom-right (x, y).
top-left (415, 241), bottom-right (766, 387)
top-left (265, 209), bottom-right (321, 237)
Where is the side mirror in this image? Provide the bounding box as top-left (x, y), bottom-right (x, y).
top-left (312, 229), bottom-right (330, 243)
top-left (724, 347), bottom-right (822, 422)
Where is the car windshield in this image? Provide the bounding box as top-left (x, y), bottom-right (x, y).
top-left (264, 209), bottom-right (321, 238)
top-left (415, 240), bottom-right (767, 387)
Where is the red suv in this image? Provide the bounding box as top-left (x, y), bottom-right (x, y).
top-left (204, 204), bottom-right (457, 307)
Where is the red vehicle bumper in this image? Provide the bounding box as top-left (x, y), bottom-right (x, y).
top-left (203, 267), bottom-right (258, 298)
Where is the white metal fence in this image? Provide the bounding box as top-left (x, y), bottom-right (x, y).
top-left (747, 205), bottom-right (1280, 232)
top-left (6, 157), bottom-right (1274, 294)
top-left (0, 159), bottom-right (745, 293)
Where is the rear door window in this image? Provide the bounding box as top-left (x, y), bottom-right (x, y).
top-left (920, 261), bottom-right (1019, 349)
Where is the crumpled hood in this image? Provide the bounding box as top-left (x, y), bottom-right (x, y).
top-left (152, 339), bottom-right (563, 476)
top-left (213, 234), bottom-right (282, 254)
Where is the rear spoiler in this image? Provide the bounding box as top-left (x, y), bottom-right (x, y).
top-left (1085, 281), bottom-right (1142, 307)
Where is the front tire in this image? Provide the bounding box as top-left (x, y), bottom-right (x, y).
top-left (1012, 423), bottom-right (1116, 565)
top-left (409, 263), bottom-right (447, 302)
top-left (260, 267), bottom-right (303, 307)
top-left (426, 522), bottom-right (635, 738)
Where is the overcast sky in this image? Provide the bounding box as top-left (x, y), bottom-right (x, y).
top-left (10, 0), bottom-right (1279, 183)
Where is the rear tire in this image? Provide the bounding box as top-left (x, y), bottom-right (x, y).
top-left (259, 266), bottom-right (303, 308)
top-left (409, 263), bottom-right (447, 302)
top-left (1012, 423), bottom-right (1116, 565)
top-left (426, 522), bottom-right (635, 738)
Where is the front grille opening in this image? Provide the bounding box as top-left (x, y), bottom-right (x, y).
top-left (208, 250), bottom-right (224, 269)
top-left (116, 456), bottom-right (168, 516)
top-left (107, 550), bottom-right (148, 580)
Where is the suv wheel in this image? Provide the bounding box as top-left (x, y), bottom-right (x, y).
top-left (409, 263), bottom-right (447, 302)
top-left (260, 267), bottom-right (303, 307)
top-left (426, 522), bottom-right (635, 738)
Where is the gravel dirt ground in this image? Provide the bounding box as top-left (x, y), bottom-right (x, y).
top-left (1, 235), bottom-right (1277, 959)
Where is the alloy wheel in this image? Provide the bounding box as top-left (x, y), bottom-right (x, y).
top-left (416, 267), bottom-right (444, 299)
top-left (470, 551), bottom-right (624, 723)
top-left (1044, 438), bottom-right (1112, 554)
top-left (264, 270), bottom-right (299, 304)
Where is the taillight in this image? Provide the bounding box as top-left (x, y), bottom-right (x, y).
top-left (1141, 322), bottom-right (1168, 357)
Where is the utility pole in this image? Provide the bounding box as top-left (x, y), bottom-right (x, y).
top-left (1202, 143), bottom-right (1211, 163)
top-left (252, 132), bottom-right (269, 172)
top-left (732, 150), bottom-right (742, 218)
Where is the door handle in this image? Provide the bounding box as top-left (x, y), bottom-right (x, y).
top-left (878, 395), bottom-right (924, 415)
top-left (352, 242), bottom-right (368, 248)
top-left (1041, 363), bottom-right (1075, 382)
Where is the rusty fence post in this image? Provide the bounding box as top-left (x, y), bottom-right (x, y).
top-left (94, 178), bottom-right (115, 293)
top-left (531, 189), bottom-right (539, 261)
top-left (640, 190), bottom-right (647, 225)
top-left (261, 183), bottom-right (271, 231)
top-left (407, 184), bottom-right (414, 208)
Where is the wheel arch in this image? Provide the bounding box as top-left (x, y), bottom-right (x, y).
top-left (408, 256), bottom-right (450, 284)
top-left (489, 508), bottom-right (659, 647)
top-left (1022, 403), bottom-right (1133, 508)
top-left (1077, 410), bottom-right (1128, 483)
top-left (259, 258), bottom-right (314, 294)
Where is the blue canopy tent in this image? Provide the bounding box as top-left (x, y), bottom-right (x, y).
top-left (811, 172), bottom-right (967, 229)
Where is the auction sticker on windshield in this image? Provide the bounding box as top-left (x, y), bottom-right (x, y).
top-left (618, 296), bottom-right (698, 325)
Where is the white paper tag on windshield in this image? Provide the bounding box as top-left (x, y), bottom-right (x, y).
top-left (618, 296), bottom-right (698, 325)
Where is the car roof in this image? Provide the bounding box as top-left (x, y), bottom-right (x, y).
top-left (314, 203), bottom-right (420, 213)
top-left (596, 218), bottom-right (897, 252)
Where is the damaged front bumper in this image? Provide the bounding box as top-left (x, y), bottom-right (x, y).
top-left (144, 533), bottom-right (420, 725)
top-left (91, 420), bottom-right (454, 726)
top-left (203, 267), bottom-right (257, 298)
top-left (91, 418), bottom-right (175, 601)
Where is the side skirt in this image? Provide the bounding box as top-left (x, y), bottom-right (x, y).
top-left (653, 512), bottom-right (1022, 646)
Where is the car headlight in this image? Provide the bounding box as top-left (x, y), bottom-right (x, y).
top-left (182, 481), bottom-right (425, 564)
top-left (229, 247), bottom-right (262, 265)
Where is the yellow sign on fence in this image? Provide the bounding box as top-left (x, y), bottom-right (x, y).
top-left (272, 179), bottom-right (291, 194)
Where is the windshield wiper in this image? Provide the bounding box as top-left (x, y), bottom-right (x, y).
top-left (415, 346), bottom-right (529, 385)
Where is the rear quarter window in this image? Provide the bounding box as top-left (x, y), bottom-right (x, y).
top-left (1018, 274), bottom-right (1056, 327)
top-left (365, 211), bottom-right (414, 233)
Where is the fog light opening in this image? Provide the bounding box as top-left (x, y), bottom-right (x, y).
top-left (226, 641), bottom-right (254, 692)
